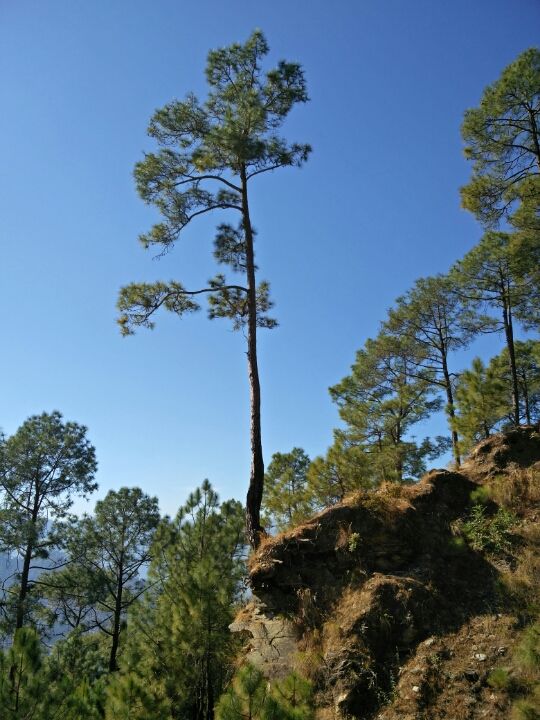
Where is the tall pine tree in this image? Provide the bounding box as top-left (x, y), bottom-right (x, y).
top-left (117, 30), bottom-right (311, 547)
top-left (330, 333), bottom-right (446, 484)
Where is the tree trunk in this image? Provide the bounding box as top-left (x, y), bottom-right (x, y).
top-left (522, 375), bottom-right (531, 425)
top-left (15, 494), bottom-right (40, 633)
top-left (395, 419), bottom-right (403, 483)
top-left (15, 541), bottom-right (33, 632)
top-left (109, 552), bottom-right (124, 672)
top-left (241, 166), bottom-right (265, 549)
top-left (441, 353), bottom-right (461, 466)
top-left (501, 277), bottom-right (520, 425)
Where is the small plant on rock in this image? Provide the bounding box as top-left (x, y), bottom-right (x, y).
top-left (461, 504), bottom-right (517, 554)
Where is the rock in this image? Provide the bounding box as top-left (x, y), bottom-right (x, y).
top-left (229, 603), bottom-right (297, 679)
top-left (463, 427), bottom-right (540, 480)
top-left (474, 653), bottom-right (487, 661)
top-left (412, 685), bottom-right (420, 693)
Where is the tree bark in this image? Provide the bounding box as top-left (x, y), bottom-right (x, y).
top-left (522, 375), bottom-right (531, 425)
top-left (241, 166), bottom-right (265, 549)
top-left (15, 491), bottom-right (40, 632)
top-left (15, 542), bottom-right (33, 632)
top-left (108, 550), bottom-right (124, 672)
top-left (500, 274), bottom-right (520, 425)
top-left (441, 353), bottom-right (461, 466)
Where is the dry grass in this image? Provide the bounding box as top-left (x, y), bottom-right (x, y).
top-left (488, 463), bottom-right (540, 512)
top-left (294, 628), bottom-right (325, 681)
top-left (314, 708), bottom-right (338, 720)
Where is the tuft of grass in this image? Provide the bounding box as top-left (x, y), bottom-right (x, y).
top-left (488, 667), bottom-right (512, 690)
top-left (470, 485), bottom-right (492, 505)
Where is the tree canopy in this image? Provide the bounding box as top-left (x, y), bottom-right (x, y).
top-left (0, 412), bottom-right (97, 638)
top-left (461, 47), bottom-right (540, 226)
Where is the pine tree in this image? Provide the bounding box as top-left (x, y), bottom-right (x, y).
top-left (107, 481), bottom-right (245, 720)
top-left (305, 433), bottom-right (371, 507)
top-left (50, 487), bottom-right (161, 672)
top-left (0, 412), bottom-right (97, 640)
top-left (330, 333), bottom-right (446, 484)
top-left (215, 664), bottom-right (313, 720)
top-left (262, 449), bottom-right (313, 532)
top-left (105, 645), bottom-right (168, 720)
top-left (215, 664), bottom-right (272, 720)
top-left (47, 630), bottom-right (108, 719)
top-left (0, 628), bottom-right (47, 719)
top-left (384, 274), bottom-right (480, 465)
top-left (489, 339), bottom-right (540, 425)
top-left (0, 627), bottom-right (105, 720)
top-left (452, 357), bottom-right (508, 454)
top-left (117, 30), bottom-right (311, 547)
top-left (460, 48), bottom-right (540, 227)
top-left (451, 231), bottom-right (538, 425)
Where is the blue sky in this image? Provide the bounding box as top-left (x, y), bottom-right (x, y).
top-left (1, 0), bottom-right (538, 515)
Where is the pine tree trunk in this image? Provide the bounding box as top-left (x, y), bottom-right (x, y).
top-left (501, 278), bottom-right (520, 426)
top-left (15, 493), bottom-right (40, 633)
top-left (15, 542), bottom-right (33, 632)
top-left (442, 353), bottom-right (461, 466)
top-left (523, 379), bottom-right (531, 425)
top-left (395, 419), bottom-right (403, 483)
top-left (241, 166), bottom-right (265, 549)
top-left (109, 551), bottom-right (124, 672)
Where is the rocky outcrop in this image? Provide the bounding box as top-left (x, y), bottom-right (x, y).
top-left (250, 469), bottom-right (475, 613)
top-left (462, 425), bottom-right (540, 480)
top-left (234, 428), bottom-right (540, 719)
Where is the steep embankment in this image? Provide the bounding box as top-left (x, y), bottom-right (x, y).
top-left (234, 428), bottom-right (540, 719)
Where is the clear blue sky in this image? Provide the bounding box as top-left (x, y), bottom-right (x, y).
top-left (1, 0), bottom-right (538, 515)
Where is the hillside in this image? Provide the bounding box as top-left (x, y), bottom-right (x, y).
top-left (234, 427), bottom-right (540, 719)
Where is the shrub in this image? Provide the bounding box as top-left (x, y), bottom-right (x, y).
top-left (461, 504), bottom-right (517, 554)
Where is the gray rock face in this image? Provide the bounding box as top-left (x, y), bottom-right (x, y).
top-left (230, 603), bottom-right (298, 680)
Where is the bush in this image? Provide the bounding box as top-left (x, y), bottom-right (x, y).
top-left (461, 504), bottom-right (517, 554)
